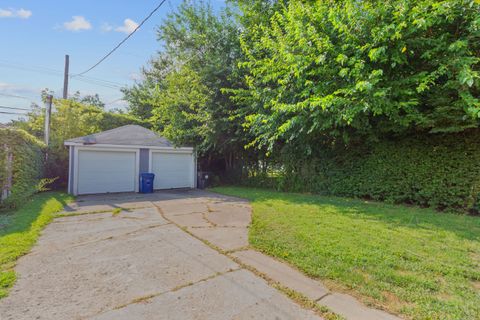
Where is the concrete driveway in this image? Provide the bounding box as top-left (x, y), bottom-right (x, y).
top-left (0, 190), bottom-right (322, 320)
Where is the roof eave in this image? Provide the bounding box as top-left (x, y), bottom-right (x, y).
top-left (64, 141), bottom-right (193, 151)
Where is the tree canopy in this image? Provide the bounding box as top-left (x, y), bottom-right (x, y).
top-left (124, 0), bottom-right (480, 162)
top-left (123, 0), bottom-right (249, 172)
top-left (235, 0), bottom-right (480, 153)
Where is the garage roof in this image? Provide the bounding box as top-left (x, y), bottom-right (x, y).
top-left (64, 125), bottom-right (174, 147)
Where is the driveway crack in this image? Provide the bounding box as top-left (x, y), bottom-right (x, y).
top-left (88, 268), bottom-right (241, 319)
top-left (32, 223), bottom-right (172, 255)
top-left (71, 223), bottom-right (171, 248)
top-left (201, 211), bottom-right (217, 227)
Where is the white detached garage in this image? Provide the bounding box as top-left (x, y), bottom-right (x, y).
top-left (65, 125), bottom-right (196, 195)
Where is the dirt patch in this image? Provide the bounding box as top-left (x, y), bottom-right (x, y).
top-left (472, 281), bottom-right (480, 291)
top-left (470, 252), bottom-right (480, 266)
top-left (381, 290), bottom-right (411, 313)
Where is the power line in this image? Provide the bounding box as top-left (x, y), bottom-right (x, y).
top-left (0, 111), bottom-right (27, 115)
top-left (0, 105), bottom-right (31, 111)
top-left (75, 75), bottom-right (125, 87)
top-left (0, 93), bottom-right (33, 100)
top-left (105, 98), bottom-right (125, 105)
top-left (0, 61), bottom-right (127, 91)
top-left (70, 77), bottom-right (123, 90)
top-left (0, 59), bottom-right (63, 75)
top-left (73, 0), bottom-right (168, 77)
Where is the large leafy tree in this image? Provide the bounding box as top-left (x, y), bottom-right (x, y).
top-left (236, 0), bottom-right (480, 153)
top-left (123, 0), bottom-right (248, 173)
top-left (71, 91), bottom-right (106, 109)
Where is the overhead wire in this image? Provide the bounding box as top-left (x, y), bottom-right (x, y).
top-left (0, 59), bottom-right (63, 76)
top-left (0, 93), bottom-right (37, 118)
top-left (0, 61), bottom-right (127, 91)
top-left (0, 105), bottom-right (31, 111)
top-left (73, 75), bottom-right (125, 87)
top-left (105, 98), bottom-right (125, 105)
top-left (0, 111), bottom-right (28, 115)
top-left (71, 77), bottom-right (123, 89)
top-left (0, 0), bottom-right (209, 112)
top-left (0, 92), bottom-right (34, 100)
top-left (72, 0), bottom-right (168, 76)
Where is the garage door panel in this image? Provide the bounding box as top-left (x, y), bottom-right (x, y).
top-left (77, 150), bottom-right (136, 195)
top-left (151, 152), bottom-right (193, 189)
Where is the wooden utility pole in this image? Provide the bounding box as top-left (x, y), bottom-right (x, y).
top-left (63, 54), bottom-right (69, 99)
top-left (44, 95), bottom-right (52, 146)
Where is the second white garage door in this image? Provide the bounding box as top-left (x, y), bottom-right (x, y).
top-left (77, 150), bottom-right (137, 195)
top-left (151, 152), bottom-right (194, 189)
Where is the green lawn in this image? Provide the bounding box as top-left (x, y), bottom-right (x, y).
top-left (212, 187), bottom-right (480, 320)
top-left (0, 192), bottom-right (73, 298)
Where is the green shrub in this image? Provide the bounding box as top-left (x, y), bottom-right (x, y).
top-left (0, 128), bottom-right (45, 209)
top-left (252, 130), bottom-right (480, 213)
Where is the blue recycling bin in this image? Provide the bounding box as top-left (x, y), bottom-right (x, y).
top-left (139, 173), bottom-right (155, 193)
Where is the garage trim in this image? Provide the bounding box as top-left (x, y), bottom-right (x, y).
top-left (65, 125), bottom-right (196, 195)
top-left (65, 142), bottom-right (194, 152)
top-left (73, 146), bottom-right (140, 195)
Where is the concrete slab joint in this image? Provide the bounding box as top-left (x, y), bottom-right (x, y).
top-left (232, 250), bottom-right (330, 302)
top-left (152, 191), bottom-right (401, 319)
top-left (0, 190), bottom-right (402, 320)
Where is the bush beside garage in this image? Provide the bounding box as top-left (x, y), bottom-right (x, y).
top-left (0, 127), bottom-right (45, 209)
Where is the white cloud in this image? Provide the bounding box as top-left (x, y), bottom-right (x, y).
top-left (16, 9), bottom-right (32, 19)
top-left (0, 8), bottom-right (32, 19)
top-left (0, 9), bottom-right (13, 17)
top-left (115, 18), bottom-right (138, 35)
top-left (101, 23), bottom-right (113, 33)
top-left (63, 16), bottom-right (92, 31)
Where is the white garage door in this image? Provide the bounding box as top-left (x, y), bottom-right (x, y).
top-left (77, 150), bottom-right (136, 195)
top-left (151, 152), bottom-right (193, 189)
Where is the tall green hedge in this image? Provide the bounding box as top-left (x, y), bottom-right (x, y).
top-left (0, 128), bottom-right (45, 209)
top-left (272, 130), bottom-right (480, 213)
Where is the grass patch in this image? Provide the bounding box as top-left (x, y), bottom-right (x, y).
top-left (112, 208), bottom-right (122, 216)
top-left (273, 283), bottom-right (344, 320)
top-left (212, 187), bottom-right (480, 320)
top-left (0, 191), bottom-right (73, 298)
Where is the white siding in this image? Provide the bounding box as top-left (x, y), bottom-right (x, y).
top-left (77, 150), bottom-right (136, 195)
top-left (151, 152), bottom-right (194, 189)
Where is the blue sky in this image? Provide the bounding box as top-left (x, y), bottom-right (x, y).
top-left (0, 0), bottom-right (225, 123)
